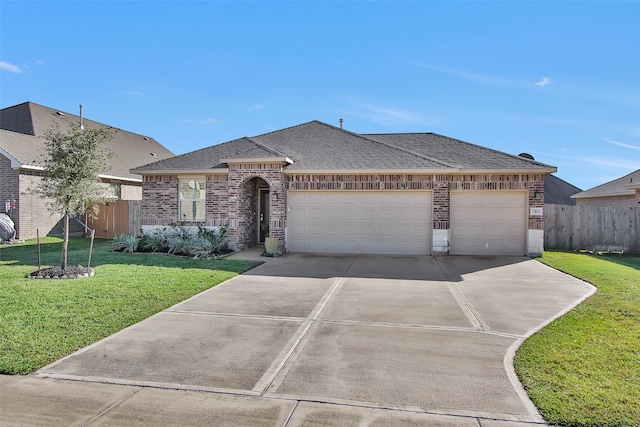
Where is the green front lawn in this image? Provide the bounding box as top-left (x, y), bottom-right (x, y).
top-left (515, 251), bottom-right (640, 427)
top-left (0, 237), bottom-right (260, 374)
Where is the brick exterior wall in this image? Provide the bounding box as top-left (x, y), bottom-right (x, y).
top-left (141, 175), bottom-right (179, 226)
top-left (0, 154), bottom-right (19, 211)
top-left (576, 195), bottom-right (637, 208)
top-left (17, 172), bottom-right (65, 240)
top-left (141, 169), bottom-right (546, 254)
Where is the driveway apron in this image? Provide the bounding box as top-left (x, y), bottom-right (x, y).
top-left (28, 253), bottom-right (595, 426)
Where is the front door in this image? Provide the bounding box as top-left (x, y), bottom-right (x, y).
top-left (259, 189), bottom-right (270, 242)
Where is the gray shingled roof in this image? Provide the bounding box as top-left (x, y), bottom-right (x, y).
top-left (134, 120), bottom-right (555, 174)
top-left (134, 137), bottom-right (283, 171)
top-left (544, 175), bottom-right (581, 205)
top-left (572, 168), bottom-right (640, 199)
top-left (364, 132), bottom-right (553, 169)
top-left (0, 102), bottom-right (174, 180)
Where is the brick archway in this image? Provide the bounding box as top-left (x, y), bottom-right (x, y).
top-left (226, 163), bottom-right (287, 252)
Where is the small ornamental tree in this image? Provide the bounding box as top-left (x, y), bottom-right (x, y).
top-left (37, 123), bottom-right (115, 270)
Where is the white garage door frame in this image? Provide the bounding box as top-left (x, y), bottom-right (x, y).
top-left (286, 190), bottom-right (433, 255)
top-left (450, 190), bottom-right (528, 256)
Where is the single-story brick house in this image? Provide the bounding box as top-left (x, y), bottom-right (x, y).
top-left (571, 168), bottom-right (640, 207)
top-left (132, 120), bottom-right (556, 256)
top-left (0, 102), bottom-right (174, 240)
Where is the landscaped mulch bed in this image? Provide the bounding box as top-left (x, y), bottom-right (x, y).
top-left (27, 266), bottom-right (95, 279)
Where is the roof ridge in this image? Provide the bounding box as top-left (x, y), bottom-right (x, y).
top-left (271, 120), bottom-right (455, 167)
top-left (251, 120), bottom-right (322, 139)
top-left (361, 132), bottom-right (456, 168)
top-left (245, 136), bottom-right (292, 159)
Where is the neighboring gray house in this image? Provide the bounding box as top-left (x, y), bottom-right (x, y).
top-left (0, 101), bottom-right (174, 240)
top-left (571, 168), bottom-right (640, 207)
top-left (132, 120), bottom-right (556, 256)
top-left (544, 175), bottom-right (581, 205)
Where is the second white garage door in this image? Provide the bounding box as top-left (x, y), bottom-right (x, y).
top-left (287, 191), bottom-right (432, 255)
top-left (450, 191), bottom-right (527, 256)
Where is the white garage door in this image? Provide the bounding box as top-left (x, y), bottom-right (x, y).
top-left (450, 191), bottom-right (527, 256)
top-left (287, 191), bottom-right (432, 255)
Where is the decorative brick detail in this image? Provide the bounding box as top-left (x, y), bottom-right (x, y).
top-left (287, 174), bottom-right (434, 191)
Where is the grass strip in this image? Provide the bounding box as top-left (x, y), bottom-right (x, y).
top-left (515, 251), bottom-right (640, 427)
top-left (0, 237), bottom-right (260, 374)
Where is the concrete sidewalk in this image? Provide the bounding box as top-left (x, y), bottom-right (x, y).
top-left (1, 253), bottom-right (595, 426)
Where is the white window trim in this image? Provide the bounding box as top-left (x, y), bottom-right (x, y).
top-left (179, 177), bottom-right (206, 221)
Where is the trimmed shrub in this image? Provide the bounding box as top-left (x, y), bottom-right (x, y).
top-left (139, 231), bottom-right (168, 253)
top-left (111, 234), bottom-right (139, 253)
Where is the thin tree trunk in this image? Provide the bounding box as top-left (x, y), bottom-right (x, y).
top-left (62, 213), bottom-right (69, 270)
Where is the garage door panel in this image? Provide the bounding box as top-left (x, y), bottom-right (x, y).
top-left (451, 191), bottom-right (526, 256)
top-left (287, 191), bottom-right (432, 255)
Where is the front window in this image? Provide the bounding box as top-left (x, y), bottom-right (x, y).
top-left (179, 178), bottom-right (206, 221)
top-left (109, 183), bottom-right (120, 198)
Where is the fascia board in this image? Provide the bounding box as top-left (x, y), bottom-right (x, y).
top-left (285, 168), bottom-right (455, 175)
top-left (98, 173), bottom-right (143, 183)
top-left (0, 147), bottom-right (23, 169)
top-left (455, 167), bottom-right (557, 174)
top-left (219, 156), bottom-right (293, 165)
top-left (130, 168), bottom-right (230, 176)
top-left (572, 190), bottom-right (635, 199)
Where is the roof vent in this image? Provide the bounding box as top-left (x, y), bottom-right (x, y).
top-left (518, 152), bottom-right (535, 160)
top-left (55, 111), bottom-right (65, 117)
top-left (143, 136), bottom-right (149, 141)
top-left (150, 152), bottom-right (157, 157)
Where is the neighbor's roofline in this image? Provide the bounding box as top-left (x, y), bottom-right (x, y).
top-left (571, 190), bottom-right (635, 199)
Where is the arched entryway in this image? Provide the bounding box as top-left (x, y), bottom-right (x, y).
top-left (225, 162), bottom-right (287, 253)
top-left (233, 176), bottom-right (270, 249)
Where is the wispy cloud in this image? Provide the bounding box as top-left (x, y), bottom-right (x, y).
top-left (602, 136), bottom-right (640, 150)
top-left (579, 156), bottom-right (640, 170)
top-left (626, 128), bottom-right (640, 139)
top-left (185, 118), bottom-right (219, 125)
top-left (534, 77), bottom-right (551, 87)
top-left (246, 104), bottom-right (264, 111)
top-left (0, 61), bottom-right (22, 73)
top-left (412, 62), bottom-right (513, 86)
top-left (35, 59), bottom-right (45, 65)
top-left (339, 95), bottom-right (446, 127)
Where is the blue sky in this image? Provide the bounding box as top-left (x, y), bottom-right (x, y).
top-left (1, 1), bottom-right (638, 190)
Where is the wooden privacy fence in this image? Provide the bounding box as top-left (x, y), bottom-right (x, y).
top-left (544, 204), bottom-right (640, 253)
top-left (86, 200), bottom-right (142, 239)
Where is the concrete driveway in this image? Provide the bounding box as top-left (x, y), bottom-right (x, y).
top-left (2, 254), bottom-right (594, 426)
